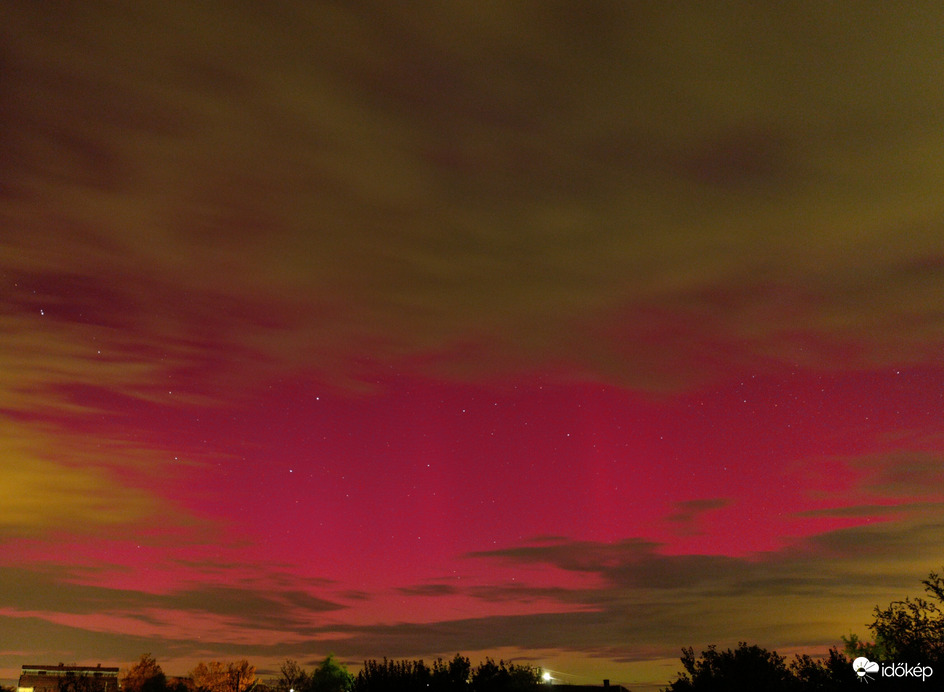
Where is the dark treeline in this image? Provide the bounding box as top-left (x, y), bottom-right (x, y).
top-left (118, 654), bottom-right (541, 692)
top-left (351, 656), bottom-right (541, 692)
top-left (664, 568), bottom-right (944, 691)
top-left (112, 568), bottom-right (944, 692)
top-left (273, 655), bottom-right (542, 692)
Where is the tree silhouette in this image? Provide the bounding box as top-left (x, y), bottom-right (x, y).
top-left (430, 655), bottom-right (471, 692)
top-left (353, 658), bottom-right (430, 692)
top-left (190, 661), bottom-right (256, 692)
top-left (309, 656), bottom-right (353, 692)
top-left (789, 648), bottom-right (856, 691)
top-left (845, 568), bottom-right (944, 667)
top-left (664, 568), bottom-right (944, 690)
top-left (55, 671), bottom-right (114, 692)
top-left (121, 654), bottom-right (167, 692)
top-left (469, 659), bottom-right (540, 692)
top-left (871, 569), bottom-right (944, 664)
top-left (352, 656), bottom-right (539, 692)
top-left (663, 642), bottom-right (796, 692)
top-left (275, 661), bottom-right (308, 692)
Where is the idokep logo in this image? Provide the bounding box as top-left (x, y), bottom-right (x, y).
top-left (852, 656), bottom-right (934, 683)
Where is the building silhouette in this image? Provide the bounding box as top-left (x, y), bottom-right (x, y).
top-left (17, 665), bottom-right (119, 692)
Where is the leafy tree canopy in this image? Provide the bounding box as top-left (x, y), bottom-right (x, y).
top-left (352, 655), bottom-right (540, 692)
top-left (845, 568), bottom-right (944, 666)
top-left (190, 661), bottom-right (255, 692)
top-left (664, 568), bottom-right (944, 690)
top-left (310, 656), bottom-right (353, 692)
top-left (664, 642), bottom-right (795, 692)
top-left (122, 654), bottom-right (167, 692)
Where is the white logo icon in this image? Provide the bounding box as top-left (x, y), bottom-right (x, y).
top-left (853, 657), bottom-right (879, 683)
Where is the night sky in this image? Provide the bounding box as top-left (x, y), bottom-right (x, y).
top-left (2, 3), bottom-right (944, 690)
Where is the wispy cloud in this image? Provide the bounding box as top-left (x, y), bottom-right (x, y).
top-left (2, 3), bottom-right (944, 396)
top-left (664, 499), bottom-right (731, 537)
top-left (0, 455), bottom-right (159, 536)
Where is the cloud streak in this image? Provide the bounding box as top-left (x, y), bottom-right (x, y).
top-left (2, 2), bottom-right (944, 397)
